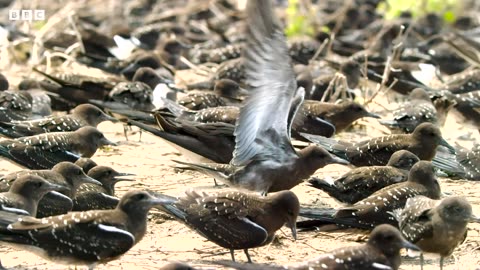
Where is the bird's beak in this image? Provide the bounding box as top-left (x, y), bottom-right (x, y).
top-left (366, 112), bottom-right (381, 119)
top-left (103, 113), bottom-right (119, 123)
top-left (287, 220), bottom-right (297, 240)
top-left (439, 138), bottom-right (456, 154)
top-left (402, 239), bottom-right (421, 251)
top-left (469, 214), bottom-right (480, 223)
top-left (82, 174), bottom-right (103, 186)
top-left (100, 137), bottom-right (118, 146)
top-left (112, 172), bottom-right (136, 183)
top-left (45, 183), bottom-right (69, 193)
top-left (330, 156), bottom-right (350, 165)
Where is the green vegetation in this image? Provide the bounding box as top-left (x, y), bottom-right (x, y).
top-left (285, 0), bottom-right (316, 37)
top-left (378, 0), bottom-right (463, 23)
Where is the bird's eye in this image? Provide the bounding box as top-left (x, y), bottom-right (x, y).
top-left (35, 182), bottom-right (43, 188)
top-left (136, 194), bottom-right (147, 200)
top-left (77, 170), bottom-right (82, 175)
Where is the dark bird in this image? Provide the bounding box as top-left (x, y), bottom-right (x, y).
top-left (380, 88), bottom-right (438, 133)
top-left (0, 72), bottom-right (8, 90)
top-left (217, 224), bottom-right (419, 270)
top-left (0, 175), bottom-right (65, 216)
top-left (0, 162), bottom-right (102, 217)
top-left (0, 90), bottom-right (33, 122)
top-left (129, 113), bottom-right (235, 164)
top-left (309, 150), bottom-right (420, 204)
top-left (178, 79), bottom-right (246, 110)
top-left (73, 166), bottom-right (135, 211)
top-left (131, 67), bottom-right (176, 90)
top-left (302, 122), bottom-right (455, 167)
top-left (34, 67), bottom-right (121, 110)
top-left (393, 196), bottom-right (480, 269)
top-left (75, 158), bottom-right (98, 173)
top-left (0, 190), bottom-right (165, 269)
top-left (160, 98), bottom-right (240, 125)
top-left (0, 126), bottom-right (117, 169)
top-left (173, 0), bottom-right (349, 194)
top-left (0, 104), bottom-right (117, 138)
top-left (298, 161), bottom-right (442, 230)
top-left (155, 189), bottom-right (299, 262)
top-left (90, 81), bottom-right (155, 111)
top-left (456, 145), bottom-right (480, 180)
top-left (300, 100), bottom-right (380, 133)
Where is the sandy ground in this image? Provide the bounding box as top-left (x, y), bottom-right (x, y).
top-left (0, 111), bottom-right (479, 270)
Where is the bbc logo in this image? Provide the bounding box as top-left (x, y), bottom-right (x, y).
top-left (9, 10), bottom-right (45, 21)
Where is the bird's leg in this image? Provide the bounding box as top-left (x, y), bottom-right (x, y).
top-left (420, 253), bottom-right (424, 270)
top-left (440, 256), bottom-right (443, 270)
top-left (230, 249), bottom-right (236, 262)
top-left (123, 124), bottom-right (129, 141)
top-left (138, 129), bottom-right (143, 142)
top-left (244, 249), bottom-right (252, 263)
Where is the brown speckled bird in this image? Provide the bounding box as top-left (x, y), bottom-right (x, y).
top-left (0, 126), bottom-right (117, 169)
top-left (302, 122), bottom-right (455, 167)
top-left (0, 162), bottom-right (101, 217)
top-left (309, 150), bottom-right (420, 204)
top-left (0, 104), bottom-right (117, 138)
top-left (217, 224), bottom-right (419, 270)
top-left (393, 196), bottom-right (479, 269)
top-left (300, 100), bottom-right (380, 133)
top-left (380, 88), bottom-right (438, 133)
top-left (0, 190), bottom-right (165, 269)
top-left (73, 166), bottom-right (135, 211)
top-left (298, 161), bottom-right (442, 230)
top-left (0, 175), bottom-right (65, 216)
top-left (155, 189), bottom-right (299, 262)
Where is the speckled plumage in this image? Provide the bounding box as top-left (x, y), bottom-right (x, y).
top-left (0, 104), bottom-right (116, 138)
top-left (0, 91), bottom-right (33, 122)
top-left (73, 166), bottom-right (135, 211)
top-left (393, 196), bottom-right (478, 269)
top-left (300, 100), bottom-right (380, 133)
top-left (302, 122), bottom-right (455, 167)
top-left (0, 191), bottom-right (165, 268)
top-left (380, 88), bottom-right (438, 133)
top-left (0, 126), bottom-right (116, 169)
top-left (156, 189), bottom-right (299, 262)
top-left (299, 161), bottom-right (442, 229)
top-left (0, 162), bottom-right (101, 217)
top-left (456, 145), bottom-right (480, 180)
top-left (309, 150), bottom-right (420, 204)
top-left (219, 224), bottom-right (419, 270)
top-left (0, 175), bottom-right (64, 216)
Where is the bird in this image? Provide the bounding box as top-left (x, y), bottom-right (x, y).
top-left (0, 162), bottom-right (102, 217)
top-left (0, 190), bottom-right (166, 269)
top-left (300, 100), bottom-right (380, 133)
top-left (177, 79), bottom-right (246, 110)
top-left (74, 158), bottom-right (98, 173)
top-left (173, 0), bottom-right (349, 194)
top-left (379, 88), bottom-right (438, 133)
top-left (0, 90), bottom-right (33, 122)
top-left (73, 166), bottom-right (135, 211)
top-left (129, 113), bottom-right (235, 164)
top-left (0, 126), bottom-right (117, 169)
top-left (217, 224), bottom-right (420, 270)
top-left (298, 161), bottom-right (442, 230)
top-left (302, 122), bottom-right (456, 167)
top-left (456, 144), bottom-right (480, 180)
top-left (89, 81), bottom-right (155, 111)
top-left (308, 150), bottom-right (420, 204)
top-left (0, 72), bottom-right (8, 91)
top-left (0, 104), bottom-right (117, 138)
top-left (155, 189), bottom-right (299, 262)
top-left (393, 196), bottom-right (480, 269)
top-left (0, 175), bottom-right (65, 216)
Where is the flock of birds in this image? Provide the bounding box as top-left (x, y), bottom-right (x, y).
top-left (0, 0), bottom-right (480, 269)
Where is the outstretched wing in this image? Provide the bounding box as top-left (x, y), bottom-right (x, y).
top-left (232, 0), bottom-right (300, 166)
